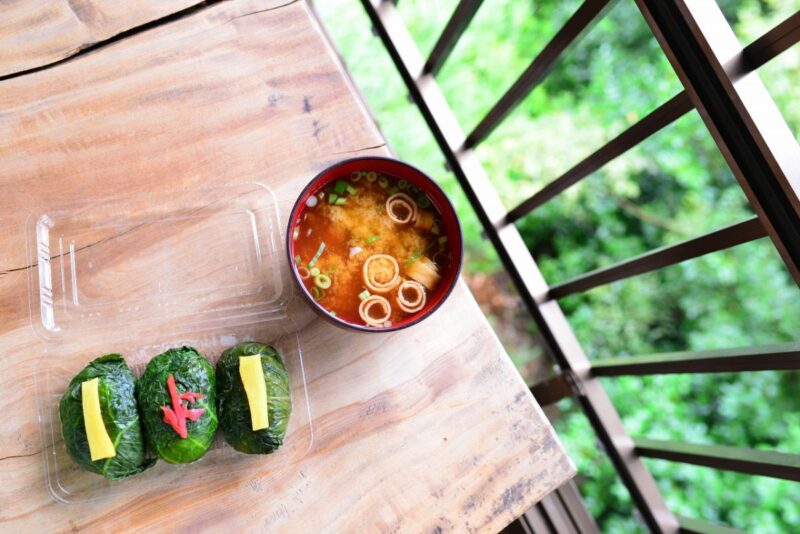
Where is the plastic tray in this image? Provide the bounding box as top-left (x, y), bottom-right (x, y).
top-left (27, 183), bottom-right (313, 504)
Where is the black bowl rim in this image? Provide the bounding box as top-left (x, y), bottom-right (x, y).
top-left (286, 156), bottom-right (464, 333)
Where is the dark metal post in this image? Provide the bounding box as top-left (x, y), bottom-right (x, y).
top-left (636, 0), bottom-right (800, 285)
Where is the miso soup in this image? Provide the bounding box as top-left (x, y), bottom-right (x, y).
top-left (291, 171), bottom-right (452, 327)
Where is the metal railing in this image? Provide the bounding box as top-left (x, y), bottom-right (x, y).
top-left (358, 0), bottom-right (800, 532)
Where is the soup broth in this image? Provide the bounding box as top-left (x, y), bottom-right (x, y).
top-left (292, 171), bottom-right (451, 327)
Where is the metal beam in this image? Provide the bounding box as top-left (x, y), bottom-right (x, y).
top-left (505, 92), bottom-right (693, 223)
top-left (636, 0), bottom-right (800, 285)
top-left (530, 374), bottom-right (572, 406)
top-left (635, 438), bottom-right (800, 481)
top-left (540, 492), bottom-right (580, 534)
top-left (424, 0), bottom-right (484, 76)
top-left (548, 217), bottom-right (766, 299)
top-left (743, 11), bottom-right (800, 71)
top-left (556, 480), bottom-right (600, 533)
top-left (677, 515), bottom-right (744, 534)
top-left (504, 14), bottom-right (800, 224)
top-left (464, 0), bottom-right (616, 148)
top-left (520, 504), bottom-right (550, 534)
top-left (592, 342), bottom-right (800, 376)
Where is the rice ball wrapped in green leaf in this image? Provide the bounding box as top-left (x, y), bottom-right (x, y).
top-left (216, 342), bottom-right (292, 454)
top-left (138, 347), bottom-right (218, 464)
top-left (59, 354), bottom-right (155, 479)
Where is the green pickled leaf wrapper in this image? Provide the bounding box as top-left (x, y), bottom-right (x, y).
top-left (138, 347), bottom-right (218, 464)
top-left (59, 354), bottom-right (155, 480)
top-left (216, 342), bottom-right (292, 454)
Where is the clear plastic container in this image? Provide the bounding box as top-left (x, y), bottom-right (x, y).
top-left (27, 183), bottom-right (313, 503)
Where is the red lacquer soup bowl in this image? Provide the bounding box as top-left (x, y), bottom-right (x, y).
top-left (286, 156), bottom-right (463, 332)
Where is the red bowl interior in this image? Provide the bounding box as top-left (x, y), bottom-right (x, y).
top-left (286, 157), bottom-right (463, 332)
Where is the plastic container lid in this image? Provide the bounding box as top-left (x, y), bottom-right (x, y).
top-left (28, 184), bottom-right (289, 340)
top-left (28, 183), bottom-right (313, 503)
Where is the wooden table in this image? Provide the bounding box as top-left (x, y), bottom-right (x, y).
top-left (0, 1), bottom-right (574, 531)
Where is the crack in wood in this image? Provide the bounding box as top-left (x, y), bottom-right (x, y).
top-left (222, 0), bottom-right (300, 27)
top-left (0, 0), bottom-right (301, 83)
top-left (2, 221), bottom-right (149, 275)
top-left (0, 450), bottom-right (39, 463)
top-left (330, 142), bottom-right (387, 155)
top-left (0, 1), bottom-right (220, 82)
top-left (2, 191), bottom-right (240, 274)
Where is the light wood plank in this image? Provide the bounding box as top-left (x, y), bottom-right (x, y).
top-left (0, 0), bottom-right (574, 531)
top-left (0, 0), bottom-right (204, 77)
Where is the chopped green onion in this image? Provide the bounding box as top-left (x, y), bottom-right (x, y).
top-left (358, 290), bottom-right (370, 301)
top-left (335, 197), bottom-right (347, 205)
top-left (366, 171), bottom-right (377, 182)
top-left (328, 193), bottom-right (338, 204)
top-left (310, 266), bottom-right (320, 277)
top-left (328, 310), bottom-right (337, 317)
top-left (431, 225), bottom-right (441, 235)
top-left (388, 187), bottom-right (399, 195)
top-left (334, 180), bottom-right (348, 195)
top-left (350, 171), bottom-right (362, 182)
top-left (292, 227), bottom-right (300, 241)
top-left (378, 176), bottom-right (389, 188)
top-left (418, 195), bottom-right (431, 209)
top-left (294, 254), bottom-right (302, 265)
top-left (308, 242), bottom-right (326, 268)
top-left (398, 180), bottom-right (408, 190)
top-left (346, 185), bottom-right (357, 195)
top-left (311, 286), bottom-right (325, 300)
top-left (366, 235), bottom-right (380, 244)
top-left (407, 249), bottom-right (422, 267)
top-left (314, 273), bottom-right (332, 289)
top-left (438, 236), bottom-right (448, 244)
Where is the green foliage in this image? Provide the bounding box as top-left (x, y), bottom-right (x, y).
top-left (317, 0), bottom-right (800, 531)
top-left (216, 342), bottom-right (291, 454)
top-left (59, 354), bottom-right (154, 479)
top-left (138, 347), bottom-right (218, 464)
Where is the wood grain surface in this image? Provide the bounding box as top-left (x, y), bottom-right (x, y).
top-left (0, 0), bottom-right (575, 532)
top-left (0, 0), bottom-right (203, 78)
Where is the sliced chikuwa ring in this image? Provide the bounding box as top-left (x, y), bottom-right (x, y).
top-left (363, 254), bottom-right (401, 294)
top-left (396, 279), bottom-right (426, 313)
top-left (359, 295), bottom-right (392, 326)
top-left (385, 193), bottom-right (418, 225)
